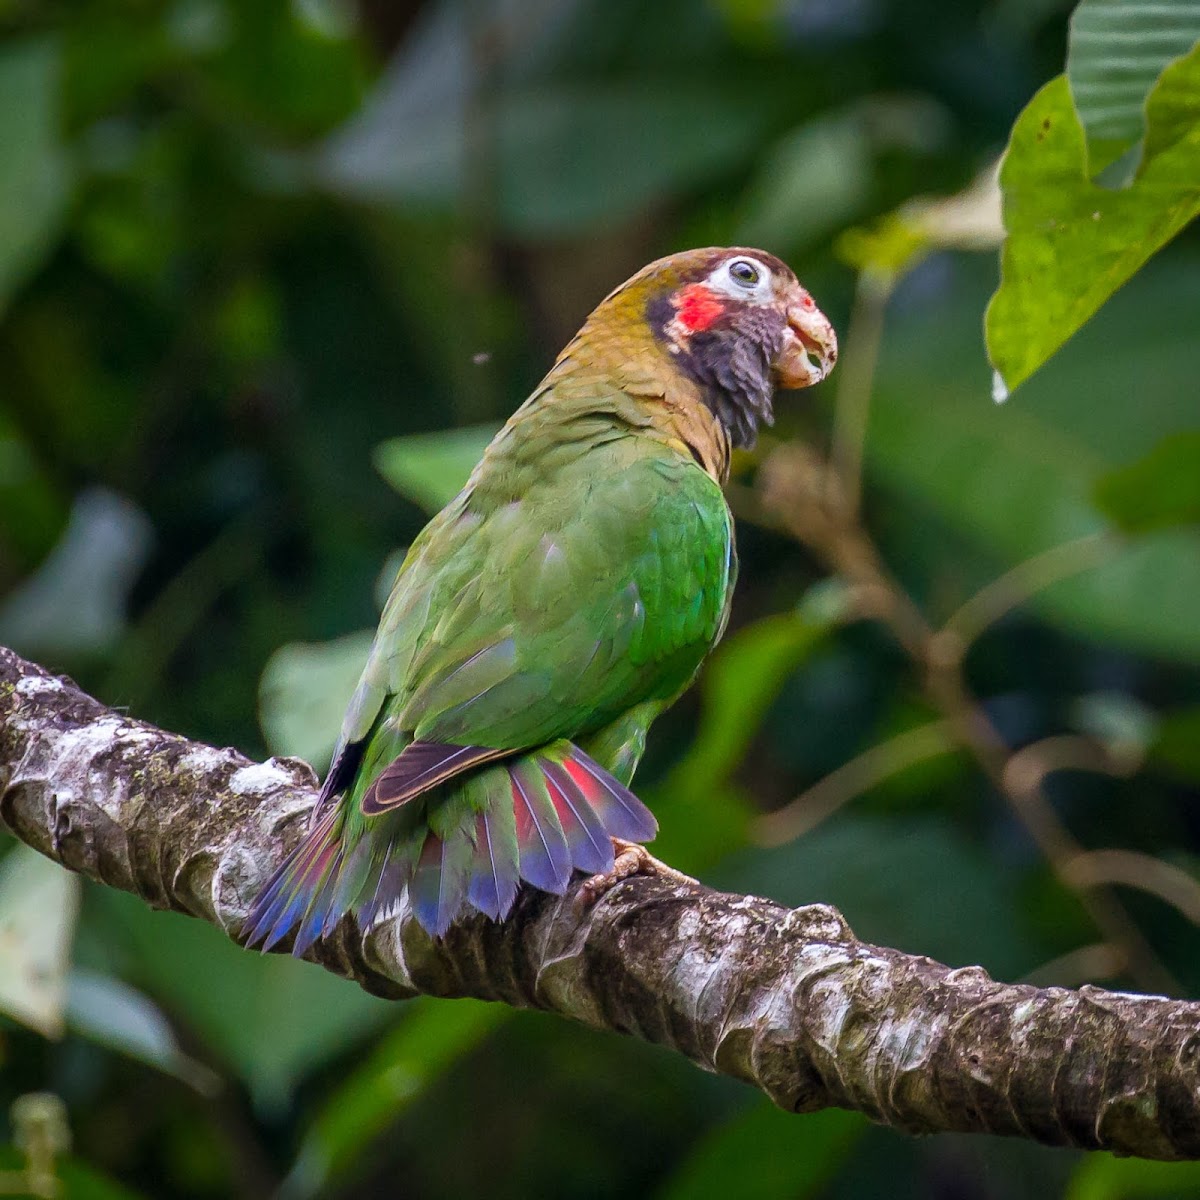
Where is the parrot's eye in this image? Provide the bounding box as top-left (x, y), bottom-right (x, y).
top-left (728, 259), bottom-right (762, 288)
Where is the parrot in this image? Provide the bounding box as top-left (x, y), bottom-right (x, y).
top-left (244, 246), bottom-right (837, 951)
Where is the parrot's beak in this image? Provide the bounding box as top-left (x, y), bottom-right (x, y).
top-left (774, 289), bottom-right (838, 389)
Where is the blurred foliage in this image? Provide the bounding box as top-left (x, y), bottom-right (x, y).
top-left (0, 0), bottom-right (1198, 1197)
top-left (1066, 0), bottom-right (1200, 174)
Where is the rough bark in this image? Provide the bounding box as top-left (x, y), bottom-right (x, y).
top-left (2, 645), bottom-right (1199, 1160)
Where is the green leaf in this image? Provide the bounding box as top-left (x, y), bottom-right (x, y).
top-left (259, 630), bottom-right (374, 769)
top-left (656, 1102), bottom-right (866, 1200)
top-left (373, 426), bottom-right (496, 514)
top-left (1093, 431), bottom-right (1200, 533)
top-left (284, 998), bottom-right (504, 1198)
top-left (666, 584), bottom-right (848, 797)
top-left (65, 970), bottom-right (222, 1095)
top-left (986, 45), bottom-right (1200, 395)
top-left (1149, 705), bottom-right (1200, 779)
top-left (0, 37), bottom-right (71, 317)
top-left (1066, 1152), bottom-right (1200, 1200)
top-left (99, 892), bottom-right (391, 1108)
top-left (719, 816), bottom-right (1036, 977)
top-left (1067, 0), bottom-right (1200, 174)
top-left (0, 845), bottom-right (79, 1039)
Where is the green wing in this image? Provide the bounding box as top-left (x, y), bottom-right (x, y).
top-left (338, 435), bottom-right (733, 800)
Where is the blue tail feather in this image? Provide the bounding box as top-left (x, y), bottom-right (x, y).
top-left (244, 738), bottom-right (658, 948)
top-left (467, 799), bottom-right (520, 920)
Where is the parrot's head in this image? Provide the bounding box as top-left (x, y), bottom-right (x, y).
top-left (631, 247), bottom-right (837, 449)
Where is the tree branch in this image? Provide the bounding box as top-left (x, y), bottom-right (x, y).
top-left (3, 645), bottom-right (1200, 1161)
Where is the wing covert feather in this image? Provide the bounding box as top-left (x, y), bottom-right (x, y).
top-left (336, 439), bottom-right (734, 778)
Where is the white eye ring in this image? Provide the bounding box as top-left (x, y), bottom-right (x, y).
top-left (727, 258), bottom-right (765, 289)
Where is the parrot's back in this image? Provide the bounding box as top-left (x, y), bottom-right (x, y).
top-left (244, 393), bottom-right (736, 947)
top-left (243, 245), bottom-right (836, 950)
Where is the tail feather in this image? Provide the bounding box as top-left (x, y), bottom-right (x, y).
top-left (553, 745), bottom-right (658, 842)
top-left (542, 760), bottom-right (613, 874)
top-left (410, 830), bottom-right (474, 937)
top-left (292, 847), bottom-right (347, 957)
top-left (359, 833), bottom-right (417, 929)
top-left (467, 794), bottom-right (520, 920)
top-left (510, 758), bottom-right (573, 893)
top-left (243, 806), bottom-right (343, 952)
top-left (243, 737), bottom-right (658, 950)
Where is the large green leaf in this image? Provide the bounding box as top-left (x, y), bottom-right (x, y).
top-left (1093, 431), bottom-right (1200, 533)
top-left (656, 1103), bottom-right (865, 1200)
top-left (987, 44), bottom-right (1200, 395)
top-left (98, 892), bottom-right (391, 1108)
top-left (0, 845), bottom-right (79, 1039)
top-left (373, 426), bottom-right (496, 514)
top-left (1067, 0), bottom-right (1200, 174)
top-left (0, 37), bottom-right (71, 317)
top-left (259, 631), bottom-right (374, 769)
top-left (284, 998), bottom-right (504, 1198)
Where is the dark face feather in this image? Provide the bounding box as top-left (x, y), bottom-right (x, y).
top-left (645, 250), bottom-right (805, 450)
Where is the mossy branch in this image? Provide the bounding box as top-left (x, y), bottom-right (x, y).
top-left (2, 645), bottom-right (1199, 1161)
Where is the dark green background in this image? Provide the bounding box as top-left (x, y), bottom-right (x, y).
top-left (2, 1), bottom-right (1199, 1196)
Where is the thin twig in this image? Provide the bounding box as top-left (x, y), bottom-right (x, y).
top-left (937, 533), bottom-right (1114, 659)
top-left (1063, 850), bottom-right (1200, 928)
top-left (1002, 734), bottom-right (1136, 802)
top-left (828, 268), bottom-right (894, 523)
top-left (755, 719), bottom-right (955, 846)
top-left (1022, 943), bottom-right (1123, 989)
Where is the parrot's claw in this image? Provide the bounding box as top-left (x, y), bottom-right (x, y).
top-left (577, 839), bottom-right (696, 907)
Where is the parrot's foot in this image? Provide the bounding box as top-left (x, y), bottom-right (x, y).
top-left (577, 839), bottom-right (697, 907)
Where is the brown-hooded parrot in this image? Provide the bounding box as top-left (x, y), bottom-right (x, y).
top-left (244, 247), bottom-right (837, 950)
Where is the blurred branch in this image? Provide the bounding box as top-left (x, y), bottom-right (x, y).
top-left (1002, 734), bottom-right (1140, 800)
top-left (760, 447), bottom-right (1177, 996)
top-left (755, 719), bottom-right (954, 846)
top-left (4, 645), bottom-right (1200, 1161)
top-left (827, 268), bottom-right (895, 523)
top-left (753, 206), bottom-right (1178, 994)
top-left (1022, 943), bottom-right (1124, 989)
top-left (937, 533), bottom-right (1114, 658)
top-left (1062, 850), bottom-right (1200, 928)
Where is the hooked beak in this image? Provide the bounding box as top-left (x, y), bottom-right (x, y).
top-left (774, 287), bottom-right (838, 390)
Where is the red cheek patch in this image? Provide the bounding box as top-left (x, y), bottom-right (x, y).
top-left (673, 284), bottom-right (725, 333)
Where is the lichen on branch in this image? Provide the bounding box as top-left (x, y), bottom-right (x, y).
top-left (2, 645), bottom-right (1199, 1161)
